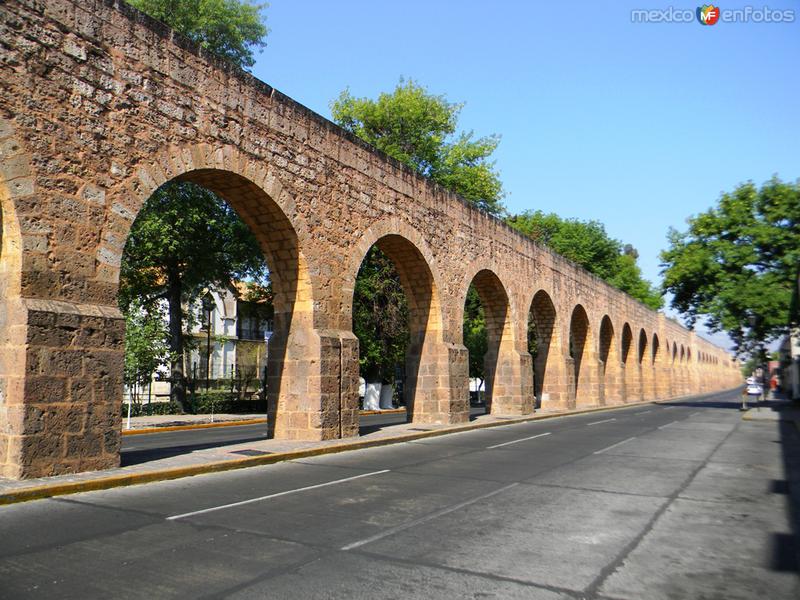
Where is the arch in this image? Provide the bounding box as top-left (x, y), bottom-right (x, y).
top-left (0, 120), bottom-right (36, 478)
top-left (528, 290), bottom-right (561, 409)
top-left (344, 216), bottom-right (445, 335)
top-left (669, 341), bottom-right (678, 397)
top-left (598, 315), bottom-right (620, 405)
top-left (620, 323), bottom-right (638, 402)
top-left (350, 232), bottom-right (449, 424)
top-left (120, 160), bottom-right (318, 442)
top-left (0, 119), bottom-right (28, 301)
top-left (464, 268), bottom-right (518, 415)
top-left (638, 328), bottom-right (651, 400)
top-left (651, 333), bottom-right (662, 399)
top-left (569, 304), bottom-right (593, 406)
top-left (679, 344), bottom-right (687, 396)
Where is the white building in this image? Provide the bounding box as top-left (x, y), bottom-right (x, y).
top-left (124, 284), bottom-right (273, 403)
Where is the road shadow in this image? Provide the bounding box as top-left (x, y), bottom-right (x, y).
top-left (121, 434), bottom-right (270, 466)
top-left (657, 388), bottom-right (747, 410)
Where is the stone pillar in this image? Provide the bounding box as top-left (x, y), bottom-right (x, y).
top-left (0, 299), bottom-right (123, 479)
top-left (487, 348), bottom-right (534, 416)
top-left (604, 360), bottom-right (625, 405)
top-left (575, 354), bottom-right (599, 407)
top-left (267, 322), bottom-right (361, 441)
top-left (407, 338), bottom-right (469, 425)
top-left (537, 347), bottom-right (571, 410)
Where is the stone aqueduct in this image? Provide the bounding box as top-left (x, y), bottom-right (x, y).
top-left (0, 0), bottom-right (740, 479)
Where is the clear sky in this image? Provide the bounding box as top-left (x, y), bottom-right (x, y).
top-left (249, 0), bottom-right (800, 350)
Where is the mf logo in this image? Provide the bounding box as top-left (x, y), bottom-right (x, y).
top-left (697, 4), bottom-right (721, 25)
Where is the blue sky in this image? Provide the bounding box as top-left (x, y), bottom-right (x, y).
top-left (249, 1), bottom-right (800, 349)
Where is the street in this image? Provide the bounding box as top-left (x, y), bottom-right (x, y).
top-left (1, 389), bottom-right (798, 599)
top-left (119, 408), bottom-right (486, 466)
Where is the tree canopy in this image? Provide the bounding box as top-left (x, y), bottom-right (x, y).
top-left (331, 79), bottom-right (505, 215)
top-left (506, 210), bottom-right (664, 310)
top-left (336, 81), bottom-right (506, 386)
top-left (660, 177), bottom-right (800, 355)
top-left (128, 0), bottom-right (269, 69)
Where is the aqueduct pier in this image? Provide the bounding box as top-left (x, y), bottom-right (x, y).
top-left (0, 0), bottom-right (740, 479)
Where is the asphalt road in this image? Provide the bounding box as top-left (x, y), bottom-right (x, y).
top-left (120, 407), bottom-right (487, 466)
top-left (2, 390), bottom-right (798, 599)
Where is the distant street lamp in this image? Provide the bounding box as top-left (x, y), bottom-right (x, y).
top-left (201, 292), bottom-right (216, 393)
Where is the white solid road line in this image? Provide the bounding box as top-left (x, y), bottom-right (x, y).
top-left (663, 406), bottom-right (678, 410)
top-left (594, 437), bottom-right (637, 455)
top-left (587, 418), bottom-right (616, 426)
top-left (636, 410), bottom-right (652, 415)
top-left (487, 432), bottom-right (551, 449)
top-left (166, 469), bottom-right (391, 521)
top-left (341, 483), bottom-right (519, 551)
top-left (658, 420), bottom-right (681, 429)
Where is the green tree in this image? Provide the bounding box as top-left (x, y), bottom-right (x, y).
top-left (463, 287), bottom-right (488, 392)
top-left (661, 177), bottom-right (800, 356)
top-left (123, 301), bottom-right (170, 405)
top-left (120, 182), bottom-right (269, 411)
top-left (507, 210), bottom-right (663, 309)
top-left (128, 0), bottom-right (269, 69)
top-left (352, 248), bottom-right (409, 383)
top-left (331, 79), bottom-right (505, 215)
top-left (335, 81), bottom-right (506, 387)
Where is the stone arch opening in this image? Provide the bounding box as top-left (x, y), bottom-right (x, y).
top-left (670, 341), bottom-right (678, 397)
top-left (679, 345), bottom-right (687, 395)
top-left (351, 234), bottom-right (444, 425)
top-left (598, 316), bottom-right (619, 405)
top-left (528, 290), bottom-right (559, 409)
top-left (464, 270), bottom-right (514, 415)
top-left (621, 323), bottom-right (637, 402)
top-left (651, 333), bottom-right (661, 399)
top-left (569, 305), bottom-right (592, 406)
top-left (638, 329), bottom-right (650, 400)
top-left (119, 169), bottom-right (313, 447)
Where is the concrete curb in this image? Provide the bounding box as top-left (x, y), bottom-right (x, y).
top-left (0, 388), bottom-right (740, 506)
top-left (122, 418), bottom-right (267, 436)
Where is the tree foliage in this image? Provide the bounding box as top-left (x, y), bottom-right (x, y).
top-left (352, 248), bottom-right (409, 383)
top-left (506, 210), bottom-right (664, 310)
top-left (123, 301), bottom-right (170, 403)
top-left (332, 79), bottom-right (505, 215)
top-left (463, 287), bottom-right (488, 382)
top-left (120, 182), bottom-right (269, 410)
top-left (337, 81), bottom-right (506, 386)
top-left (128, 0), bottom-right (269, 69)
top-left (660, 177), bottom-right (800, 355)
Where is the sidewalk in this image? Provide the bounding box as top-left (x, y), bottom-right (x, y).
top-left (123, 413), bottom-right (267, 431)
top-left (742, 397), bottom-right (800, 428)
top-left (0, 390), bottom-right (736, 504)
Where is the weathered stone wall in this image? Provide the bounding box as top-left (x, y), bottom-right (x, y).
top-left (0, 0), bottom-right (741, 478)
